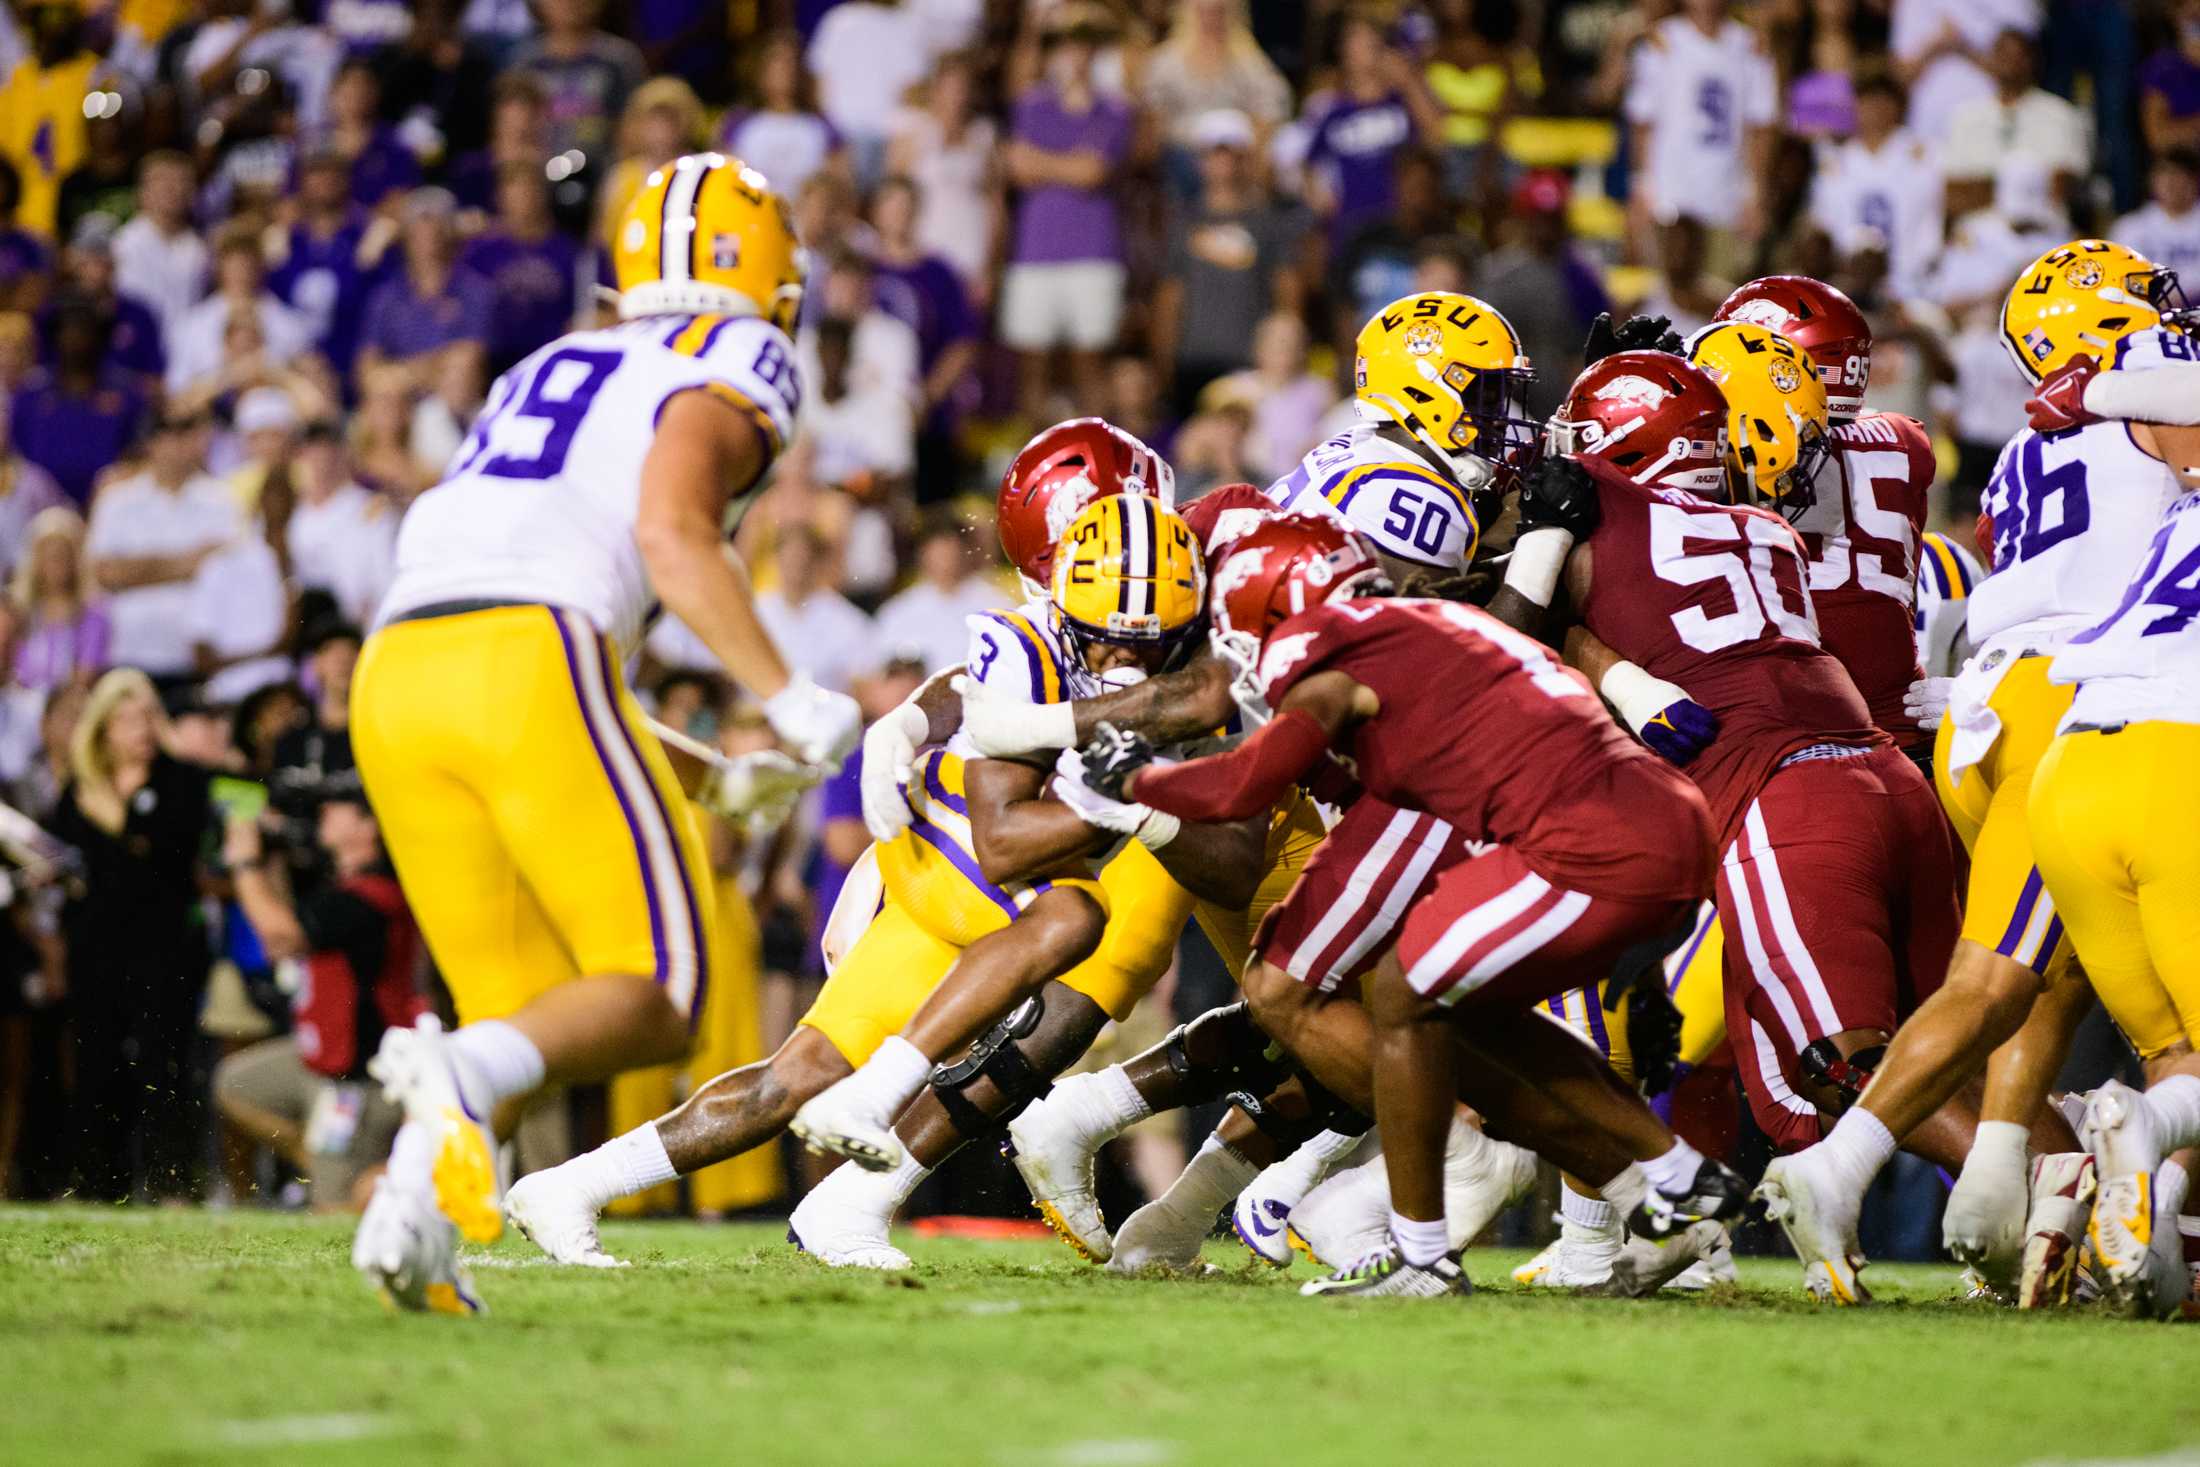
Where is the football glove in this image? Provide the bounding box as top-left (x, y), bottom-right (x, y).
top-left (1051, 749), bottom-right (1180, 850)
top-left (2024, 356), bottom-right (2100, 435)
top-left (1637, 696), bottom-right (1719, 766)
top-left (764, 675), bottom-right (862, 770)
top-left (859, 701), bottom-right (929, 843)
top-left (696, 750), bottom-right (823, 836)
top-left (1902, 675), bottom-right (1953, 731)
top-left (1516, 455), bottom-right (1600, 540)
top-left (1080, 721), bottom-right (1159, 802)
top-left (1582, 312), bottom-right (1682, 366)
top-left (1628, 1155), bottom-right (1750, 1241)
top-left (1607, 971), bottom-right (1685, 1098)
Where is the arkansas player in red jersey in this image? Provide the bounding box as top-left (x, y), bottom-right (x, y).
top-left (1714, 276), bottom-right (1937, 762)
top-left (1083, 514), bottom-right (1747, 1298)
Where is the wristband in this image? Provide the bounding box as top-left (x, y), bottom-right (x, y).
top-left (1501, 526), bottom-right (1573, 609)
top-left (1134, 808), bottom-right (1180, 851)
top-left (1599, 660), bottom-right (1684, 733)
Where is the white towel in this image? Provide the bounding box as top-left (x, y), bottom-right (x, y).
top-left (1944, 649), bottom-right (2016, 780)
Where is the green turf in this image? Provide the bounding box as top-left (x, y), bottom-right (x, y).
top-left (1, 1206), bottom-right (2194, 1467)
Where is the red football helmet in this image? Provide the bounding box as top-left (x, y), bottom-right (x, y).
top-left (1548, 351), bottom-right (1730, 500)
top-left (1713, 275), bottom-right (1874, 422)
top-left (1207, 514), bottom-right (1389, 715)
top-left (997, 417), bottom-right (1175, 593)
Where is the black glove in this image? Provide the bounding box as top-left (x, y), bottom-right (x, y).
top-left (1615, 978), bottom-right (1685, 1098)
top-left (1080, 721), bottom-right (1157, 802)
top-left (1581, 312), bottom-right (1683, 366)
top-left (1516, 454), bottom-right (1600, 539)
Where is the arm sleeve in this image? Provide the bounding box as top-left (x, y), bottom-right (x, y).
top-left (1133, 708), bottom-right (1334, 823)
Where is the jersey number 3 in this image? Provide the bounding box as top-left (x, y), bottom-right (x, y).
top-left (1649, 503), bottom-right (1817, 653)
top-left (454, 347), bottom-right (623, 482)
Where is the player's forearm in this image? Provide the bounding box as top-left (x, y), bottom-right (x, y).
top-left (90, 552), bottom-right (197, 591)
top-left (639, 521), bottom-right (793, 700)
top-left (1151, 816), bottom-right (1267, 910)
top-left (972, 793), bottom-right (1109, 885)
top-left (913, 666), bottom-right (965, 745)
top-left (1070, 656), bottom-right (1233, 745)
top-left (1128, 709), bottom-right (1330, 823)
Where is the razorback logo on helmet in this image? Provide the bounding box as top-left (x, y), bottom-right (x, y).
top-left (1042, 472), bottom-right (1100, 545)
top-left (1257, 630), bottom-right (1321, 694)
top-left (1593, 374), bottom-right (1669, 410)
top-left (1211, 544), bottom-right (1269, 601)
top-left (1205, 506), bottom-right (1270, 553)
top-left (1727, 297), bottom-right (1796, 333)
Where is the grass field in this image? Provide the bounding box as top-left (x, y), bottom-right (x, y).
top-left (3, 1206), bottom-right (2197, 1467)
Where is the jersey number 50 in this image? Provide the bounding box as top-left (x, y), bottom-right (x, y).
top-left (1650, 503), bottom-right (1818, 653)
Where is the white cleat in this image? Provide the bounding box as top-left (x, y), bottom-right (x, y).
top-left (1104, 1194), bottom-right (1215, 1275)
top-left (2081, 1082), bottom-right (2162, 1308)
top-left (2015, 1152), bottom-right (2093, 1310)
top-left (1233, 1131), bottom-right (1374, 1267)
top-left (505, 1168), bottom-right (627, 1268)
top-left (370, 1016), bottom-right (504, 1244)
top-left (1609, 1221), bottom-right (1728, 1298)
top-left (1284, 1151), bottom-right (1391, 1269)
top-left (1672, 1231), bottom-right (1738, 1290)
top-left (2127, 1204), bottom-right (2195, 1320)
top-left (1943, 1141), bottom-right (2031, 1293)
top-left (789, 1078), bottom-right (904, 1174)
top-left (786, 1167), bottom-right (913, 1270)
top-left (1444, 1128), bottom-right (1540, 1251)
top-left (1005, 1085), bottom-right (1112, 1263)
top-left (353, 1177), bottom-right (485, 1315)
top-left (1756, 1148), bottom-right (1870, 1305)
top-left (1510, 1218), bottom-right (1619, 1289)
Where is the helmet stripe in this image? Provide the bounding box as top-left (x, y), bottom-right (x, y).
top-left (659, 156), bottom-right (709, 284)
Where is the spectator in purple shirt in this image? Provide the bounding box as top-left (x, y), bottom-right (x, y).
top-left (8, 298), bottom-right (149, 506)
top-left (508, 0), bottom-right (647, 171)
top-left (38, 215), bottom-right (165, 388)
top-left (1000, 11), bottom-right (1135, 418)
top-left (1302, 14), bottom-right (1442, 253)
top-left (312, 61), bottom-right (423, 214)
top-left (868, 175), bottom-right (978, 501)
top-left (447, 73), bottom-right (551, 218)
top-left (0, 160), bottom-right (50, 316)
top-left (356, 188), bottom-right (491, 397)
top-left (459, 162), bottom-right (581, 375)
top-left (10, 505), bottom-right (110, 694)
top-left (2144, 0), bottom-right (2200, 157)
top-left (266, 151), bottom-right (390, 383)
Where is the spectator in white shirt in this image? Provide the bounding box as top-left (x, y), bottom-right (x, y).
top-left (110, 151), bottom-right (209, 344)
top-left (165, 223), bottom-right (314, 400)
top-left (85, 408), bottom-right (241, 681)
top-left (799, 317), bottom-right (915, 491)
top-left (873, 516), bottom-right (1008, 673)
top-left (189, 525), bottom-right (292, 705)
top-left (807, 1), bottom-right (935, 184)
top-left (1809, 72), bottom-right (1945, 304)
top-left (284, 421), bottom-right (397, 627)
top-left (2113, 149), bottom-right (2200, 285)
top-left (1624, 0), bottom-right (1779, 265)
top-left (755, 522), bottom-right (879, 696)
top-left (1939, 29), bottom-right (2088, 224)
top-left (1890, 0), bottom-right (2040, 145)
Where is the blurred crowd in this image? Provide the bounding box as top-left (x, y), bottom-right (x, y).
top-left (0, 0), bottom-right (2179, 1229)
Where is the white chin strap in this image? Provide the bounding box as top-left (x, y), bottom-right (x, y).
top-left (1210, 625), bottom-right (1271, 728)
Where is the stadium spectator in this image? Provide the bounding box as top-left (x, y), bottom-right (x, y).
top-left (284, 423), bottom-right (395, 627)
top-left (597, 77), bottom-right (707, 256)
top-left (799, 316), bottom-right (915, 498)
top-left (1808, 71), bottom-right (1944, 304)
top-left (0, 160), bottom-right (50, 314)
top-left (165, 223), bottom-right (315, 401)
top-left (49, 668), bottom-right (216, 1202)
top-left (460, 161), bottom-right (581, 375)
top-left (1477, 168), bottom-right (1612, 419)
top-left (447, 73), bottom-right (551, 218)
top-left (2143, 0), bottom-right (2200, 156)
top-left (273, 618), bottom-right (359, 784)
top-left (1171, 386), bottom-right (1256, 499)
top-left (355, 189), bottom-right (490, 398)
top-left (2113, 148), bottom-right (2200, 283)
top-left (86, 407), bottom-right (241, 687)
top-left (1889, 0), bottom-right (2038, 146)
top-left (314, 61), bottom-right (422, 215)
top-left (265, 151), bottom-right (384, 381)
top-left (867, 176), bottom-right (978, 499)
top-left (9, 297), bottom-right (151, 506)
top-left (45, 215), bottom-right (166, 387)
top-left (1001, 8), bottom-right (1135, 417)
top-left (187, 503), bottom-right (292, 704)
top-left (1778, 0), bottom-right (1865, 142)
top-left (0, 426), bottom-right (68, 576)
top-left (110, 153), bottom-right (210, 346)
top-left (885, 50), bottom-right (999, 297)
top-left (757, 522), bottom-right (879, 697)
top-left (54, 99), bottom-right (142, 248)
top-left (1422, 0), bottom-right (1531, 207)
top-left (1143, 0), bottom-right (1292, 187)
top-left (800, 250), bottom-right (920, 416)
top-left (346, 364), bottom-right (439, 502)
top-left (0, 0), bottom-right (99, 239)
top-left (511, 0), bottom-right (645, 172)
top-left (872, 515), bottom-right (1007, 673)
top-left (1153, 108), bottom-right (1304, 418)
top-left (226, 384), bottom-right (302, 514)
top-left (1638, 216), bottom-right (1734, 336)
top-left (1625, 0), bottom-right (1779, 268)
top-left (0, 315), bottom-right (31, 398)
top-left (1214, 311), bottom-right (1340, 484)
top-left (377, 0), bottom-right (497, 168)
top-left (1939, 30), bottom-right (2086, 224)
top-left (0, 600), bottom-right (47, 788)
top-left (1330, 145), bottom-right (1456, 342)
top-left (12, 507), bottom-right (108, 694)
top-left (807, 0), bottom-right (935, 185)
top-left (720, 30), bottom-right (848, 203)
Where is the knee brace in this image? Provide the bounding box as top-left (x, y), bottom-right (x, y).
top-left (1161, 1002), bottom-right (1293, 1108)
top-left (1798, 1038), bottom-right (1886, 1112)
top-left (929, 996), bottom-right (1052, 1138)
top-left (1237, 1070), bottom-right (1371, 1148)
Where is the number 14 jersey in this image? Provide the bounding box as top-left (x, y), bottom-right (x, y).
top-left (1575, 465), bottom-right (1882, 847)
top-left (381, 313), bottom-right (802, 651)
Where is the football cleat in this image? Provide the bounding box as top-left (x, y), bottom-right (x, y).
top-left (1511, 1217), bottom-right (1620, 1289)
top-left (789, 1078), bottom-right (904, 1174)
top-left (1233, 1130), bottom-right (1374, 1268)
top-left (786, 1168), bottom-right (913, 1271)
top-left (1282, 1150), bottom-right (1391, 1269)
top-left (369, 1016), bottom-right (503, 1244)
top-left (1756, 1149), bottom-right (1871, 1305)
top-left (2015, 1152), bottom-right (2094, 1310)
top-left (1943, 1141), bottom-right (2031, 1293)
top-left (1103, 1193), bottom-right (1216, 1275)
top-left (353, 1177), bottom-right (485, 1316)
top-left (1628, 1156), bottom-right (1750, 1240)
top-left (1444, 1125), bottom-right (1541, 1251)
top-left (2081, 1082), bottom-right (2161, 1306)
top-left (1004, 1087), bottom-right (1112, 1263)
top-left (1670, 1232), bottom-right (1738, 1290)
top-left (1233, 1195), bottom-right (1297, 1268)
top-left (1609, 1221), bottom-right (1728, 1298)
top-left (1300, 1246), bottom-right (1473, 1300)
top-left (505, 1167), bottom-right (627, 1268)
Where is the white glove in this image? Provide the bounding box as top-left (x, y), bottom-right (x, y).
top-left (952, 673), bottom-right (1077, 757)
top-left (763, 675), bottom-right (862, 770)
top-left (860, 701), bottom-right (929, 844)
top-left (695, 750), bottom-right (823, 825)
top-left (1903, 675), bottom-right (1954, 731)
top-left (1050, 749), bottom-right (1180, 850)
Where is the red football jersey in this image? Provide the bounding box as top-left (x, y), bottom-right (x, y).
top-left (1179, 482), bottom-right (1281, 561)
top-left (1792, 412), bottom-right (1934, 747)
top-left (1576, 467), bottom-right (1885, 848)
top-left (1259, 596), bottom-right (1712, 902)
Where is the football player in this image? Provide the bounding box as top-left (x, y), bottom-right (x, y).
top-left (2025, 323), bottom-right (2200, 1317)
top-left (347, 154), bottom-right (861, 1312)
top-left (1758, 240), bottom-right (2187, 1304)
top-left (1085, 514), bottom-right (1750, 1298)
top-left (504, 493), bottom-right (1256, 1267)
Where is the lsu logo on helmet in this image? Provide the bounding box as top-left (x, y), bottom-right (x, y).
top-left (1050, 496), bottom-right (1207, 654)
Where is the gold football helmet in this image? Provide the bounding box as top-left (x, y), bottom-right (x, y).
top-left (614, 152), bottom-right (805, 332)
top-left (2000, 238), bottom-right (2183, 384)
top-left (1050, 495), bottom-right (1206, 661)
top-left (1685, 321), bottom-right (1831, 510)
top-left (1354, 292), bottom-right (1538, 482)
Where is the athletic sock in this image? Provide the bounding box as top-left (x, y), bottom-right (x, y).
top-left (2157, 1157), bottom-right (2191, 1221)
top-left (1164, 1135), bottom-right (1260, 1220)
top-left (1820, 1106), bottom-right (1898, 1197)
top-left (856, 1035), bottom-right (936, 1116)
top-left (1966, 1119), bottom-right (2029, 1174)
top-left (1599, 1163), bottom-right (1648, 1219)
top-left (449, 1019), bottom-right (546, 1109)
top-left (558, 1124), bottom-right (679, 1211)
top-left (1559, 1182), bottom-right (1617, 1233)
top-left (1390, 1210), bottom-right (1449, 1267)
top-left (1640, 1137), bottom-right (1705, 1196)
top-left (1050, 1067), bottom-right (1148, 1149)
top-left (2141, 1076), bottom-right (2200, 1153)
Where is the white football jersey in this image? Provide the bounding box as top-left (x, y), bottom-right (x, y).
top-left (1265, 422), bottom-right (1479, 571)
top-left (379, 313), bottom-right (801, 651)
top-left (1622, 16), bottom-right (1778, 229)
top-left (2053, 491), bottom-right (2200, 727)
top-left (1807, 129), bottom-right (1944, 302)
top-left (947, 598), bottom-right (1107, 761)
top-left (1968, 414), bottom-right (2181, 659)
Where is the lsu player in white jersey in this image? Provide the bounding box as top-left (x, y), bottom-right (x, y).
top-left (1761, 239), bottom-right (2184, 1305)
top-left (504, 493), bottom-right (1262, 1268)
top-left (347, 153), bottom-right (862, 1312)
top-left (2027, 324), bottom-right (2200, 1316)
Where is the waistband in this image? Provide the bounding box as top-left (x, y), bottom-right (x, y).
top-left (2062, 720), bottom-right (2127, 736)
top-left (383, 597), bottom-right (546, 626)
top-left (1776, 741), bottom-right (1875, 770)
